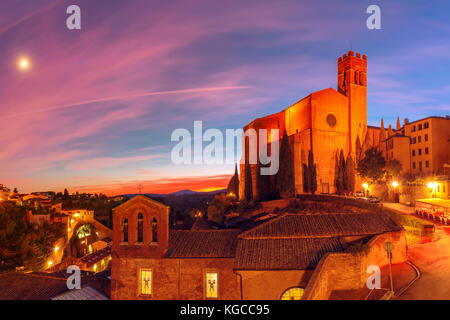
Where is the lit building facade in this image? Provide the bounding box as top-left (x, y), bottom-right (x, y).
top-left (239, 51), bottom-right (378, 199)
top-left (381, 116), bottom-right (450, 176)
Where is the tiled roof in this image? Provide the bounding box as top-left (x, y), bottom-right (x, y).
top-left (80, 246), bottom-right (111, 267)
top-left (191, 218), bottom-right (212, 230)
top-left (51, 286), bottom-right (108, 300)
top-left (0, 273), bottom-right (68, 300)
top-left (234, 237), bottom-right (345, 270)
top-left (167, 230), bottom-right (241, 258)
top-left (238, 212), bottom-right (402, 239)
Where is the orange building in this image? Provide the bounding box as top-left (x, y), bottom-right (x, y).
top-left (239, 51), bottom-right (378, 199)
top-left (381, 116), bottom-right (450, 176)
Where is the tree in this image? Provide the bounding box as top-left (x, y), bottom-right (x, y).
top-left (345, 154), bottom-right (356, 194)
top-left (303, 164), bottom-right (310, 193)
top-left (308, 150), bottom-right (317, 195)
top-left (206, 194), bottom-right (230, 223)
top-left (355, 136), bottom-right (362, 163)
top-left (276, 131), bottom-right (295, 198)
top-left (335, 150), bottom-right (346, 194)
top-left (13, 188), bottom-right (18, 194)
top-left (63, 188), bottom-right (69, 200)
top-left (303, 150), bottom-right (317, 195)
top-left (357, 147), bottom-right (386, 183)
top-left (385, 159), bottom-right (402, 180)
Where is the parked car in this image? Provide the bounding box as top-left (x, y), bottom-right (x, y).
top-left (368, 196), bottom-right (380, 203)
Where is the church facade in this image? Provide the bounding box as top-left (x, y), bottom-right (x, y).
top-left (239, 51), bottom-right (380, 200)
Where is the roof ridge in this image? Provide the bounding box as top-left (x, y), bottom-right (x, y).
top-left (237, 213), bottom-right (287, 238)
top-left (171, 229), bottom-right (241, 233)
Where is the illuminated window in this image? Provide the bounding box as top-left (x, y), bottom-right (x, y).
top-left (281, 287), bottom-right (305, 300)
top-left (205, 273), bottom-right (218, 299)
top-left (137, 213), bottom-right (143, 243)
top-left (140, 269), bottom-right (152, 295)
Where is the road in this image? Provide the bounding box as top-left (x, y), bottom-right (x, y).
top-left (396, 219), bottom-right (450, 299)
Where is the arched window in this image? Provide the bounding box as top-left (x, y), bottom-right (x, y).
top-left (137, 212), bottom-right (143, 243)
top-left (151, 218), bottom-right (158, 243)
top-left (122, 218), bottom-right (128, 242)
top-left (281, 287), bottom-right (304, 300)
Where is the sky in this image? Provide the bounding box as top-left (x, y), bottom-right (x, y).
top-left (1, 0), bottom-right (450, 195)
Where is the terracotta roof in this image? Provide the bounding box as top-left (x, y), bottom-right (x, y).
top-left (0, 273), bottom-right (68, 300)
top-left (238, 212), bottom-right (402, 239)
top-left (234, 237), bottom-right (345, 270)
top-left (167, 230), bottom-right (241, 258)
top-left (51, 286), bottom-right (109, 300)
top-left (80, 246), bottom-right (111, 267)
top-left (191, 217), bottom-right (213, 230)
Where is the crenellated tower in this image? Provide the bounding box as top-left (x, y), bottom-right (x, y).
top-left (337, 51), bottom-right (368, 156)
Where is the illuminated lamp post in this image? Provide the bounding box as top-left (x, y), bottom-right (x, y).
top-left (392, 181), bottom-right (399, 203)
top-left (363, 183), bottom-right (369, 197)
top-left (427, 182), bottom-right (437, 198)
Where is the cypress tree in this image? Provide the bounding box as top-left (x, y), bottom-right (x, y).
top-left (308, 150), bottom-right (317, 195)
top-left (303, 164), bottom-right (310, 193)
top-left (345, 154), bottom-right (356, 194)
top-left (334, 153), bottom-right (339, 193)
top-left (336, 149), bottom-right (346, 194)
top-left (276, 131), bottom-right (295, 198)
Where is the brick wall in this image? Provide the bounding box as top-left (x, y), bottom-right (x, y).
top-left (111, 257), bottom-right (240, 300)
top-left (302, 230), bottom-right (407, 300)
top-left (237, 270), bottom-right (313, 300)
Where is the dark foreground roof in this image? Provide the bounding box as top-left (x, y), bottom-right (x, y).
top-left (239, 212), bottom-right (402, 239)
top-left (234, 237), bottom-right (345, 270)
top-left (0, 273), bottom-right (68, 300)
top-left (167, 230), bottom-right (241, 258)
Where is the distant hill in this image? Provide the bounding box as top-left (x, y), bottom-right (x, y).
top-left (118, 189), bottom-right (227, 199)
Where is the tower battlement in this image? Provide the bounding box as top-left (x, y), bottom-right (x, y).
top-left (337, 51), bottom-right (367, 95)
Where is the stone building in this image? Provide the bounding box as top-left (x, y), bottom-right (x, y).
top-left (381, 116), bottom-right (450, 176)
top-left (110, 195), bottom-right (406, 300)
top-left (239, 51), bottom-right (380, 200)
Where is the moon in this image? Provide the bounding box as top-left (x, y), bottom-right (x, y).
top-left (17, 57), bottom-right (31, 71)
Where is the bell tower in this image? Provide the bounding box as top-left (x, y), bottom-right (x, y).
top-left (337, 51), bottom-right (368, 155)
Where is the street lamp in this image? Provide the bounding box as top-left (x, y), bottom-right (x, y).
top-left (363, 183), bottom-right (369, 197)
top-left (428, 182), bottom-right (438, 198)
top-left (392, 181), bottom-right (399, 188)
